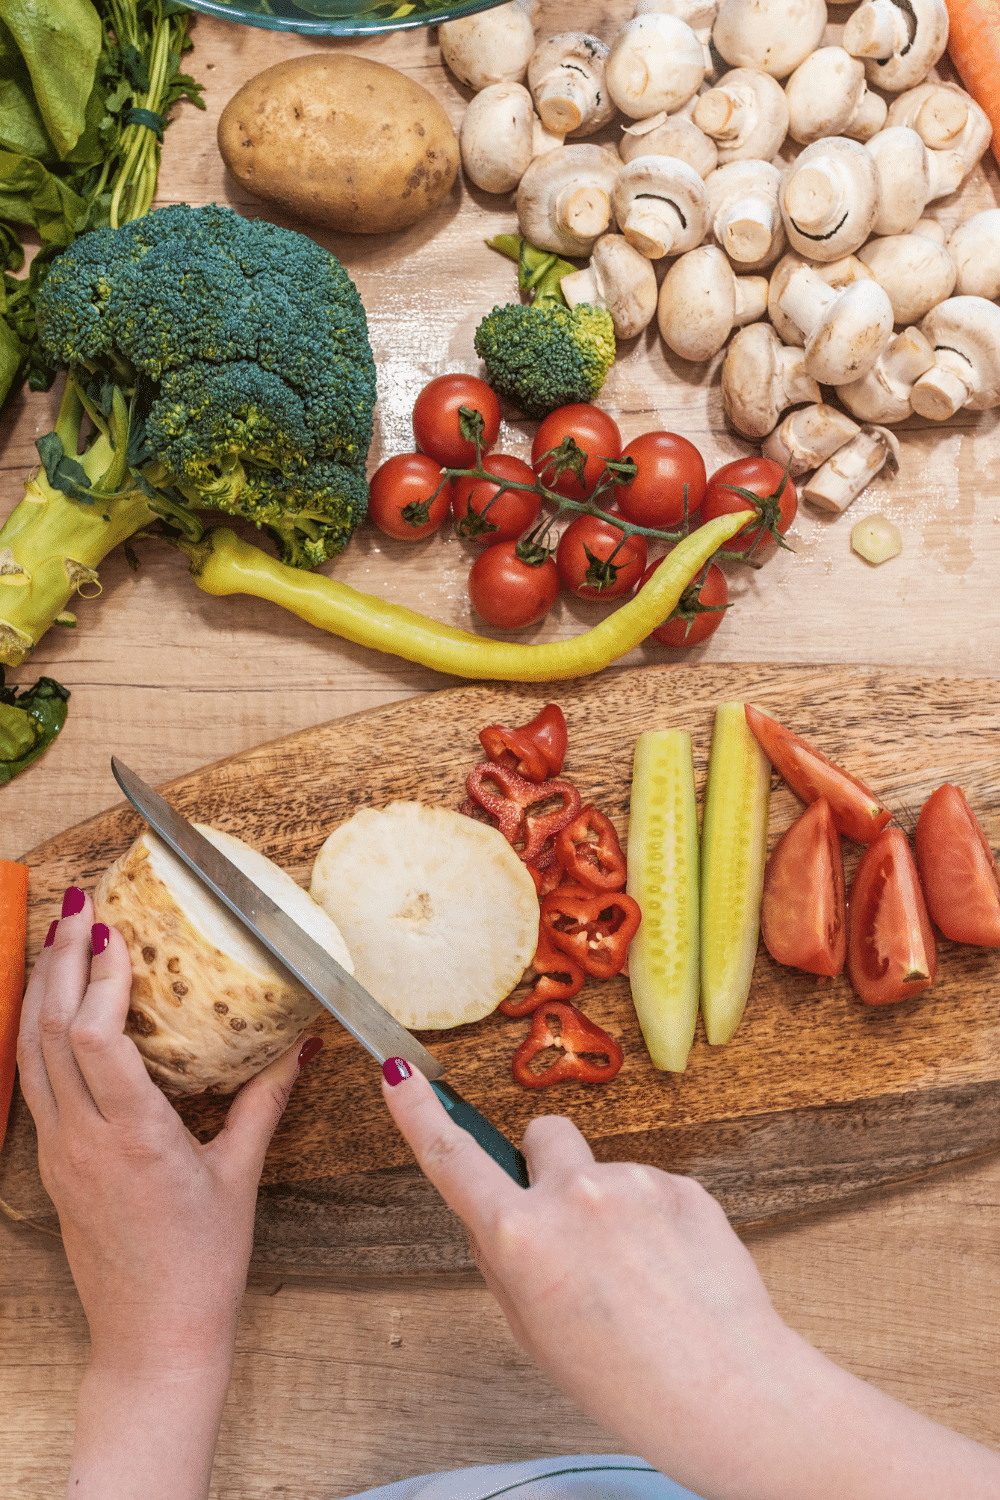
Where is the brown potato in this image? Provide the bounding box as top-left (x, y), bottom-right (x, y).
top-left (217, 53), bottom-right (460, 235)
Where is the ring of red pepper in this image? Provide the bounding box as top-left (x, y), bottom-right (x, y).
top-left (461, 703), bottom-right (640, 1088)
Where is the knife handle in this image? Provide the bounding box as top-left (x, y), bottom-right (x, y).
top-left (430, 1080), bottom-right (529, 1188)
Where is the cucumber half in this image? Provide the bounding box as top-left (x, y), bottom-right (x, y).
top-left (700, 701), bottom-right (771, 1045)
top-left (627, 730), bottom-right (700, 1071)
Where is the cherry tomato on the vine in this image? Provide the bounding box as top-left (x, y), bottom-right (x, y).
top-left (638, 555), bottom-right (729, 646)
top-left (367, 453), bottom-right (453, 541)
top-left (701, 457), bottom-right (797, 556)
top-left (615, 431), bottom-right (706, 528)
top-left (413, 373), bottom-right (501, 468)
top-left (468, 542), bottom-right (561, 629)
top-left (531, 404), bottom-right (623, 501)
top-left (452, 454), bottom-right (540, 545)
top-left (556, 514), bottom-right (647, 601)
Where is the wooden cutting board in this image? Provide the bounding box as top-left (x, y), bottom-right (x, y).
top-left (4, 662), bottom-right (1000, 1277)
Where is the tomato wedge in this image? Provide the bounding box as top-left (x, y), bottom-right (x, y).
top-left (761, 797), bottom-right (846, 977)
top-left (914, 783), bottom-right (1000, 946)
top-left (846, 826), bottom-right (937, 1005)
top-left (744, 703), bottom-right (892, 845)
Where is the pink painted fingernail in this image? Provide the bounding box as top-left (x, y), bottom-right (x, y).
top-left (44, 919), bottom-right (58, 948)
top-left (61, 886), bottom-right (86, 918)
top-left (91, 923), bottom-right (110, 955)
top-left (298, 1036), bottom-right (324, 1069)
top-left (382, 1057), bottom-right (411, 1087)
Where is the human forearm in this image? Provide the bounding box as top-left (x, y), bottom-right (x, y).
top-left (66, 1358), bottom-right (233, 1500)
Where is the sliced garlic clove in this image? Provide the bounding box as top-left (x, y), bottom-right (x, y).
top-left (851, 513), bottom-right (903, 564)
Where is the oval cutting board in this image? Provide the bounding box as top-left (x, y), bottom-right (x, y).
top-left (3, 662), bottom-right (1000, 1277)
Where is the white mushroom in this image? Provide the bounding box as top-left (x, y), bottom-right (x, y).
top-left (634, 0), bottom-right (718, 65)
top-left (911, 296), bottom-right (1000, 418)
top-left (801, 425), bottom-right (901, 512)
top-left (605, 14), bottom-right (707, 120)
top-left (526, 33), bottom-right (617, 138)
top-left (779, 136), bottom-right (881, 261)
top-left (784, 47), bottom-right (887, 144)
top-left (886, 82), bottom-right (991, 180)
top-left (620, 111), bottom-right (718, 177)
top-left (857, 229), bottom-right (956, 323)
top-left (720, 322), bottom-right (822, 437)
top-left (768, 251), bottom-right (894, 383)
top-left (842, 0), bottom-right (950, 93)
top-left (706, 159), bottom-right (785, 266)
top-left (560, 233), bottom-right (659, 338)
top-left (762, 403), bottom-right (861, 476)
top-left (439, 2), bottom-right (537, 91)
top-left (692, 68), bottom-right (789, 163)
top-left (612, 154), bottom-right (711, 259)
top-left (767, 252), bottom-right (875, 346)
top-left (657, 244), bottom-right (768, 359)
top-left (947, 210), bottom-right (1000, 300)
top-left (516, 144), bottom-right (622, 257)
top-left (866, 126), bottom-right (964, 237)
top-left (460, 83), bottom-right (540, 194)
top-left (836, 325), bottom-right (936, 422)
top-left (712, 0), bottom-right (828, 79)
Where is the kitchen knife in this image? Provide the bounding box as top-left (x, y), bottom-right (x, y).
top-left (110, 757), bottom-right (529, 1188)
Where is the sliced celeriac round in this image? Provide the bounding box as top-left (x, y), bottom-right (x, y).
top-left (93, 825), bottom-right (352, 1097)
top-left (310, 800), bottom-right (539, 1030)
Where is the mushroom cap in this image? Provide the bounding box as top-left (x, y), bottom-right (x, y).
top-left (795, 276), bottom-right (895, 384)
top-left (657, 245), bottom-right (740, 359)
top-left (784, 47), bottom-right (868, 145)
top-left (867, 126), bottom-right (940, 237)
top-left (612, 153), bottom-right (712, 258)
top-left (886, 81), bottom-right (991, 174)
top-left (561, 232), bottom-right (659, 339)
top-left (712, 0), bottom-right (828, 79)
top-left (913, 296), bottom-right (1000, 416)
top-left (460, 83), bottom-right (536, 193)
top-left (761, 403), bottom-right (861, 476)
top-left (527, 32), bottom-right (617, 137)
top-left (439, 3), bottom-right (537, 91)
top-left (620, 111), bottom-right (719, 177)
top-left (605, 14), bottom-right (706, 119)
top-left (857, 232), bottom-right (957, 324)
top-left (780, 135), bottom-right (880, 261)
top-left (693, 68), bottom-right (789, 163)
top-left (634, 0), bottom-right (719, 36)
top-left (946, 209), bottom-right (1000, 300)
top-left (516, 143), bottom-right (622, 256)
top-left (843, 0), bottom-right (949, 93)
top-left (721, 321), bottom-right (822, 436)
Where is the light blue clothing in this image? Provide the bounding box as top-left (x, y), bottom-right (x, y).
top-left (351, 1454), bottom-right (705, 1499)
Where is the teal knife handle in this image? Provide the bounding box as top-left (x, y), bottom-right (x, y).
top-left (430, 1080), bottom-right (529, 1188)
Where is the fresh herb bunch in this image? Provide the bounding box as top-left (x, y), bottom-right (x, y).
top-left (0, 0), bottom-right (205, 411)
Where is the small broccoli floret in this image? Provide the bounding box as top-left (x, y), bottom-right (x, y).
top-left (474, 301), bottom-right (616, 419)
top-left (474, 233), bottom-right (617, 418)
top-left (222, 459), bottom-right (371, 570)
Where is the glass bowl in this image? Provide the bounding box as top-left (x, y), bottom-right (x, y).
top-left (186, 0), bottom-right (504, 34)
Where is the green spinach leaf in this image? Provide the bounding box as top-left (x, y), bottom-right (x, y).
top-left (0, 668), bottom-right (70, 786)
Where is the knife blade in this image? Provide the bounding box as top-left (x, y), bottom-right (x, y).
top-left (110, 757), bottom-right (529, 1188)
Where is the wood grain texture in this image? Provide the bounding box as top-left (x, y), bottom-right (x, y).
top-left (5, 664), bottom-right (1000, 1272)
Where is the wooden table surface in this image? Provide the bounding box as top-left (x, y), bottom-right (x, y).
top-left (3, 2), bottom-right (1000, 1495)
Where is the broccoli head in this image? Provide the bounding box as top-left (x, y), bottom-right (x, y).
top-left (474, 234), bottom-right (616, 418)
top-left (34, 203), bottom-right (377, 565)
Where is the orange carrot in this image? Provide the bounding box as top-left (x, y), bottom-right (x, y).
top-left (0, 859), bottom-right (29, 1153)
top-left (946, 0), bottom-right (1000, 166)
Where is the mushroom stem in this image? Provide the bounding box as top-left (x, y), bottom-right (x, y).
top-left (624, 199), bottom-right (686, 258)
top-left (534, 72), bottom-right (595, 134)
top-left (762, 404), bottom-right (861, 476)
top-left (718, 195), bottom-right (779, 262)
top-left (556, 181), bottom-right (612, 240)
top-left (837, 326), bottom-right (936, 423)
top-left (802, 426), bottom-right (900, 513)
top-left (842, 0), bottom-right (910, 60)
top-left (782, 161), bottom-right (847, 235)
top-left (910, 360), bottom-right (973, 419)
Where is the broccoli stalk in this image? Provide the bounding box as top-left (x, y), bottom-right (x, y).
top-left (474, 234), bottom-right (617, 418)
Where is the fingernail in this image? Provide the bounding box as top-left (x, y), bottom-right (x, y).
top-left (382, 1057), bottom-right (412, 1087)
top-left (61, 886), bottom-right (86, 918)
top-left (91, 923), bottom-right (110, 955)
top-left (297, 1036), bottom-right (324, 1069)
top-left (44, 919), bottom-right (58, 948)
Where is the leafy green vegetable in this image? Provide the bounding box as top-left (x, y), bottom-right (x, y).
top-left (0, 0), bottom-right (204, 411)
top-left (0, 667), bottom-right (70, 785)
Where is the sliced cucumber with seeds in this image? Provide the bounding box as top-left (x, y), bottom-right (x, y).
top-left (700, 701), bottom-right (771, 1045)
top-left (627, 730), bottom-right (700, 1072)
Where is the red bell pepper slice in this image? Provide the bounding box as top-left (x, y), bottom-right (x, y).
top-left (554, 803), bottom-right (627, 892)
top-left (540, 885), bottom-right (642, 979)
top-left (498, 930), bottom-right (585, 1017)
top-left (479, 703), bottom-right (568, 782)
top-left (525, 839), bottom-right (565, 897)
top-left (511, 1000), bottom-right (624, 1088)
top-left (465, 762), bottom-right (582, 865)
